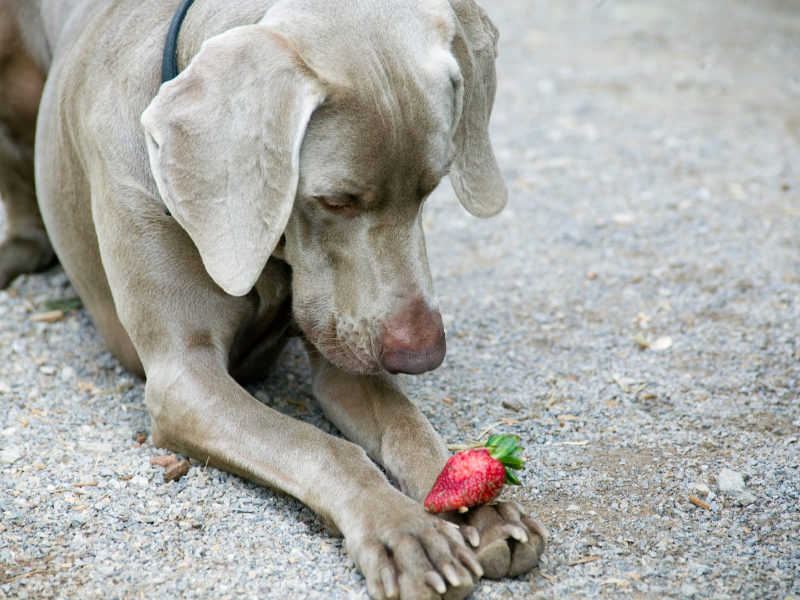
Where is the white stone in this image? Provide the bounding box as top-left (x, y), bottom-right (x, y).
top-left (77, 441), bottom-right (113, 455)
top-left (0, 381), bottom-right (11, 394)
top-left (692, 483), bottom-right (711, 496)
top-left (39, 366), bottom-right (57, 375)
top-left (0, 446), bottom-right (22, 464)
top-left (737, 491), bottom-right (756, 507)
top-left (61, 367), bottom-right (76, 382)
top-left (131, 475), bottom-right (149, 488)
top-left (717, 469), bottom-right (745, 494)
top-left (650, 336), bottom-right (673, 351)
top-left (611, 212), bottom-right (636, 226)
top-left (566, 504), bottom-right (581, 512)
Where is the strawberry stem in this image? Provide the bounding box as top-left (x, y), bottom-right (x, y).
top-left (485, 434), bottom-right (524, 485)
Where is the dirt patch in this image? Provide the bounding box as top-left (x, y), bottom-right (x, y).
top-left (0, 556), bottom-right (59, 584)
top-left (520, 445), bottom-right (660, 534)
top-left (726, 412), bottom-right (800, 437)
top-left (585, 444), bottom-right (658, 477)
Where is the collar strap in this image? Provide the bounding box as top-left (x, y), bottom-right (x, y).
top-left (162, 0), bottom-right (198, 83)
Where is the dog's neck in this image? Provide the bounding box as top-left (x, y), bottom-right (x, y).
top-left (162, 0), bottom-right (198, 83)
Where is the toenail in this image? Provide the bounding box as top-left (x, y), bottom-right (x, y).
top-left (442, 564), bottom-right (461, 586)
top-left (425, 572), bottom-right (447, 595)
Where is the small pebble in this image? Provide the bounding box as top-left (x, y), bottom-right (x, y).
top-left (164, 460), bottom-right (191, 482)
top-left (150, 454), bottom-right (178, 467)
top-left (77, 441), bottom-right (113, 455)
top-left (0, 446), bottom-right (22, 464)
top-left (717, 469), bottom-right (745, 494)
top-left (736, 491), bottom-right (757, 507)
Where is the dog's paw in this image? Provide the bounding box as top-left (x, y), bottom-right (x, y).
top-left (442, 502), bottom-right (548, 579)
top-left (0, 233), bottom-right (55, 289)
top-left (343, 495), bottom-right (482, 600)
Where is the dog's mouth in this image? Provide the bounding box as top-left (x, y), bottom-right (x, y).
top-left (295, 309), bottom-right (383, 375)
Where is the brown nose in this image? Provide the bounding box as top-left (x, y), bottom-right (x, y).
top-left (379, 300), bottom-right (446, 374)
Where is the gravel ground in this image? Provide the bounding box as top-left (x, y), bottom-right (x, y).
top-left (2, 0), bottom-right (800, 599)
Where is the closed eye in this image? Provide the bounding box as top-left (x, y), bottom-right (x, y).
top-left (314, 194), bottom-right (360, 215)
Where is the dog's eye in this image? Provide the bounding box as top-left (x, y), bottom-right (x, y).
top-left (314, 195), bottom-right (359, 215)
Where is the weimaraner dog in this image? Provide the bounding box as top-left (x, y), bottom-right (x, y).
top-left (0, 0), bottom-right (547, 597)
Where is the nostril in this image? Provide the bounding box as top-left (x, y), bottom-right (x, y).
top-left (379, 331), bottom-right (446, 375)
top-left (379, 305), bottom-right (446, 375)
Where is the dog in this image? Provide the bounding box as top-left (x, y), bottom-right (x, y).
top-left (0, 0), bottom-right (547, 598)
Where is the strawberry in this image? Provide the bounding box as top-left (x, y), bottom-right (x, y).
top-left (424, 434), bottom-right (524, 513)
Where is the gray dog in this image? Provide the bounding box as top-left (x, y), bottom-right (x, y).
top-left (0, 0), bottom-right (547, 597)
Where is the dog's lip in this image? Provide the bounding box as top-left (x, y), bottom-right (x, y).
top-left (297, 316), bottom-right (384, 374)
top-left (324, 346), bottom-right (383, 375)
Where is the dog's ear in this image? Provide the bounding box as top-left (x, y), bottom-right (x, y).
top-left (141, 26), bottom-right (325, 296)
top-left (448, 0), bottom-right (507, 218)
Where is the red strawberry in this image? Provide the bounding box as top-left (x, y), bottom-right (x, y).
top-left (424, 434), bottom-right (524, 513)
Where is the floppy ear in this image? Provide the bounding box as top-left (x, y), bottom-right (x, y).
top-left (448, 0), bottom-right (507, 218)
top-left (141, 25), bottom-right (325, 296)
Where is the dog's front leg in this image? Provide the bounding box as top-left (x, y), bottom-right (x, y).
top-left (145, 350), bottom-right (481, 600)
top-left (305, 342), bottom-right (548, 581)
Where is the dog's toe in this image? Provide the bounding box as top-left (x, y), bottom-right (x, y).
top-left (446, 502), bottom-right (548, 580)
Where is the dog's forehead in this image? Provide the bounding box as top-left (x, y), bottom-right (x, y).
top-left (275, 0), bottom-right (458, 197)
top-left (263, 0), bottom-right (456, 43)
top-left (261, 0), bottom-right (458, 81)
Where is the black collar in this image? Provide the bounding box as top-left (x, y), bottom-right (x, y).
top-left (162, 0), bottom-right (198, 83)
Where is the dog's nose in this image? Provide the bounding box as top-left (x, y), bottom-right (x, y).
top-left (379, 301), bottom-right (446, 375)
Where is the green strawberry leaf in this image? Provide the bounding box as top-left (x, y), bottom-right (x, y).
top-left (500, 457), bottom-right (524, 470)
top-left (486, 434), bottom-right (502, 447)
top-left (486, 435), bottom-right (525, 484)
top-left (491, 435), bottom-right (517, 459)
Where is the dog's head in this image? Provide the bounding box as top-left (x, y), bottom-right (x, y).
top-left (141, 0), bottom-right (505, 375)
